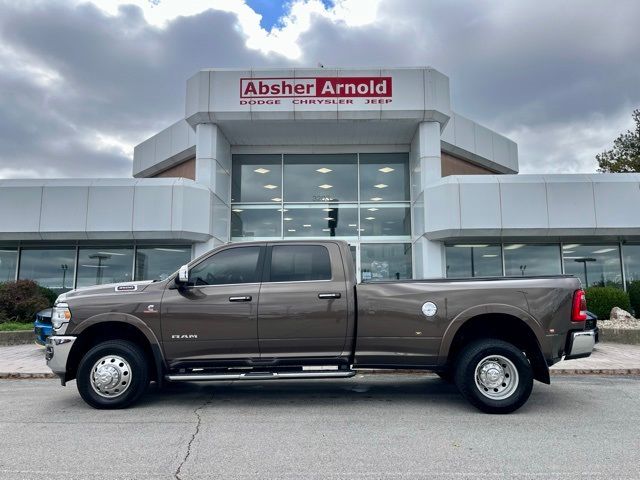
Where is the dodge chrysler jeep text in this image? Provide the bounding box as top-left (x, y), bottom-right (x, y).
top-left (46, 240), bottom-right (595, 413)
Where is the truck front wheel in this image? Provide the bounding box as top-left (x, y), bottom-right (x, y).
top-left (454, 339), bottom-right (533, 414)
top-left (76, 340), bottom-right (149, 409)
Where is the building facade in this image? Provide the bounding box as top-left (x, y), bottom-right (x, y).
top-left (1, 67), bottom-right (640, 293)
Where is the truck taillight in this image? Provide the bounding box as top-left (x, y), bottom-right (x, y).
top-left (572, 289), bottom-right (587, 322)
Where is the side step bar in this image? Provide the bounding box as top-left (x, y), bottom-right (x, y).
top-left (165, 370), bottom-right (357, 382)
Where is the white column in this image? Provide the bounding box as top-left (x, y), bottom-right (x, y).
top-left (410, 121), bottom-right (445, 279)
top-left (193, 123), bottom-right (232, 258)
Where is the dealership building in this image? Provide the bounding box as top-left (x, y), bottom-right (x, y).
top-left (1, 66), bottom-right (640, 293)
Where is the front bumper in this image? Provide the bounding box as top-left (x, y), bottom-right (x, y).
top-left (45, 336), bottom-right (76, 382)
top-left (565, 330), bottom-right (596, 360)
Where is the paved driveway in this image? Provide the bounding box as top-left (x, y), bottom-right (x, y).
top-left (0, 375), bottom-right (638, 479)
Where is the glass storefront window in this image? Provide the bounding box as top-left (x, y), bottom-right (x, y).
top-left (231, 154), bottom-right (282, 203)
top-left (283, 154), bottom-right (357, 202)
top-left (359, 153), bottom-right (409, 202)
top-left (18, 247), bottom-right (76, 293)
top-left (0, 248), bottom-right (17, 282)
top-left (283, 204), bottom-right (358, 238)
top-left (504, 244), bottom-right (561, 276)
top-left (563, 244), bottom-right (622, 288)
top-left (446, 244), bottom-right (502, 278)
top-left (231, 205), bottom-right (282, 239)
top-left (359, 204), bottom-right (410, 237)
top-left (361, 243), bottom-right (412, 280)
top-left (76, 247), bottom-right (134, 287)
top-left (135, 246), bottom-right (192, 281)
top-left (623, 244), bottom-right (640, 288)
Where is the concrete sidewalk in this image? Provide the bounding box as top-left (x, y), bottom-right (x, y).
top-left (1, 342), bottom-right (640, 379)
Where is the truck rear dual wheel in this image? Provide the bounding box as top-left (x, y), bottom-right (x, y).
top-left (454, 339), bottom-right (533, 414)
top-left (76, 340), bottom-right (149, 409)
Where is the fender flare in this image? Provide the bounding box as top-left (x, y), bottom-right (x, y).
top-left (71, 313), bottom-right (166, 384)
top-left (438, 303), bottom-right (550, 384)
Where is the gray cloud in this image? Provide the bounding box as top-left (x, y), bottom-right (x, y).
top-left (0, 0), bottom-right (638, 177)
top-left (0, 1), bottom-right (285, 178)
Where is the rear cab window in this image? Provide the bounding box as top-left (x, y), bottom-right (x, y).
top-left (267, 245), bottom-right (332, 282)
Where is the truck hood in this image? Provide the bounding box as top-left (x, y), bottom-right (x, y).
top-left (56, 280), bottom-right (155, 303)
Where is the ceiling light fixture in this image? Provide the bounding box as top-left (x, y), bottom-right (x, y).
top-left (374, 184), bottom-right (388, 189)
top-left (263, 184), bottom-right (278, 189)
top-left (378, 167), bottom-right (394, 173)
top-left (365, 217), bottom-right (375, 220)
top-left (452, 244), bottom-right (489, 248)
top-left (318, 184), bottom-right (332, 189)
top-left (322, 208), bottom-right (333, 212)
top-left (284, 217), bottom-right (293, 221)
top-left (271, 197), bottom-right (282, 202)
top-left (367, 208), bottom-right (379, 211)
top-left (504, 244), bottom-right (525, 250)
top-left (254, 168), bottom-right (270, 174)
top-left (288, 229), bottom-right (296, 232)
top-left (303, 224), bottom-right (311, 227)
top-left (370, 197), bottom-right (383, 201)
top-left (592, 248), bottom-right (616, 254)
top-left (232, 209), bottom-right (244, 212)
top-left (316, 167), bottom-right (332, 173)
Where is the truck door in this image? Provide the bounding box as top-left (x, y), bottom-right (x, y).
top-left (257, 243), bottom-right (349, 359)
top-left (160, 245), bottom-right (265, 366)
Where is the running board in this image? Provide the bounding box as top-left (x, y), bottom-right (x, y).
top-left (165, 370), bottom-right (357, 382)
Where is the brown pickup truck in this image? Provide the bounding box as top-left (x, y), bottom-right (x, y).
top-left (46, 240), bottom-right (595, 413)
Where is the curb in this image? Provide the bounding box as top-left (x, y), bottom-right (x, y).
top-left (0, 372), bottom-right (57, 379)
top-left (0, 330), bottom-right (35, 346)
top-left (1, 370), bottom-right (640, 380)
top-left (550, 368), bottom-right (640, 375)
top-left (600, 327), bottom-right (640, 345)
top-left (355, 369), bottom-right (640, 376)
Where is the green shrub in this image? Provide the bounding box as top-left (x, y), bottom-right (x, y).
top-left (585, 286), bottom-right (630, 320)
top-left (0, 280), bottom-right (56, 323)
top-left (627, 281), bottom-right (640, 317)
top-left (0, 322), bottom-right (34, 332)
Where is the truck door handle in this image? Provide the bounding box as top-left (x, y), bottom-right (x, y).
top-left (229, 296), bottom-right (252, 302)
top-left (318, 292), bottom-right (341, 299)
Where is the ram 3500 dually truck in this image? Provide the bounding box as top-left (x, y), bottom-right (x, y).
top-left (46, 240), bottom-right (595, 413)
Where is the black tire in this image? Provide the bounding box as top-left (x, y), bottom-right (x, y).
top-left (454, 339), bottom-right (533, 414)
top-left (76, 340), bottom-right (149, 409)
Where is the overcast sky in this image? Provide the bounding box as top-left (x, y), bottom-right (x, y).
top-left (0, 0), bottom-right (638, 179)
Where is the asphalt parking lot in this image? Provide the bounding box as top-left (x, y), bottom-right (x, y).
top-left (0, 375), bottom-right (638, 479)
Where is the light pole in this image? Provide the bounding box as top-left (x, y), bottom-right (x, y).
top-left (89, 253), bottom-right (111, 285)
top-left (60, 264), bottom-right (68, 289)
top-left (574, 257), bottom-right (596, 287)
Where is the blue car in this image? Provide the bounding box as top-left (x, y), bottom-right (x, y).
top-left (34, 308), bottom-right (53, 346)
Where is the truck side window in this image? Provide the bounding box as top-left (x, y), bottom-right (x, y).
top-left (189, 247), bottom-right (261, 286)
top-left (269, 245), bottom-right (331, 282)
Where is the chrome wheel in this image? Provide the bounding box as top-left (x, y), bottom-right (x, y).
top-left (474, 355), bottom-right (519, 400)
top-left (90, 355), bottom-right (132, 398)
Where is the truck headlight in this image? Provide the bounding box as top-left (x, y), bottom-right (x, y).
top-left (52, 303), bottom-right (71, 330)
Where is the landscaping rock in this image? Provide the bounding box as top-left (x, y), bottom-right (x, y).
top-left (609, 307), bottom-right (636, 323)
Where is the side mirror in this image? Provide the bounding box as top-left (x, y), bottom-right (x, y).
top-left (177, 264), bottom-right (189, 284)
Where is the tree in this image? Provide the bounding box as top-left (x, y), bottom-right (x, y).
top-left (597, 109), bottom-right (640, 172)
